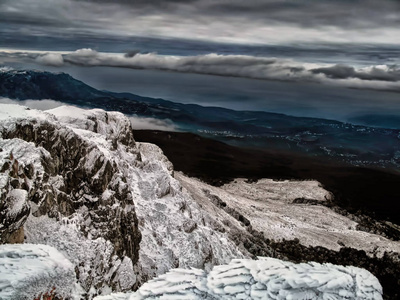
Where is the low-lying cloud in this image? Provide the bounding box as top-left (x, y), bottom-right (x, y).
top-left (0, 97), bottom-right (179, 131)
top-left (129, 116), bottom-right (178, 131)
top-left (0, 97), bottom-right (65, 110)
top-left (3, 49), bottom-right (400, 93)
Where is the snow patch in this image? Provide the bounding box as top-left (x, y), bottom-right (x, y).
top-left (0, 243), bottom-right (76, 300)
top-left (176, 173), bottom-right (400, 256)
top-left (5, 189), bottom-right (28, 217)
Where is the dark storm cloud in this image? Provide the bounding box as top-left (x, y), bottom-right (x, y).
top-left (1, 0), bottom-right (400, 45)
top-left (72, 0), bottom-right (400, 29)
top-left (76, 0), bottom-right (197, 6)
top-left (204, 0), bottom-right (400, 28)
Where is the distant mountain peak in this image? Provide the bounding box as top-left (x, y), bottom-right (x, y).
top-left (0, 69), bottom-right (106, 101)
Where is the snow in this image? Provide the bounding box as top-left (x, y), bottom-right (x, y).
top-left (48, 105), bottom-right (246, 282)
top-left (5, 189), bottom-right (28, 217)
top-left (98, 257), bottom-right (382, 300)
top-left (0, 138), bottom-right (50, 177)
top-left (176, 173), bottom-right (400, 256)
top-left (94, 293), bottom-right (130, 300)
top-left (48, 105), bottom-right (134, 147)
top-left (0, 104), bottom-right (245, 296)
top-left (0, 243), bottom-right (76, 299)
top-left (24, 214), bottom-right (121, 298)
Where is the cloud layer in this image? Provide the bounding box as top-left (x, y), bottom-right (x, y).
top-left (9, 49), bottom-right (396, 93)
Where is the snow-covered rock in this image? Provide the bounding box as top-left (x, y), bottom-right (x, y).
top-left (0, 243), bottom-right (76, 299)
top-left (176, 174), bottom-right (400, 257)
top-left (97, 257), bottom-right (383, 300)
top-left (0, 103), bottom-right (390, 299)
top-left (0, 104), bottom-right (244, 297)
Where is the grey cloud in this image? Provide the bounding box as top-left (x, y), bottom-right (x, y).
top-left (74, 0), bottom-right (400, 29)
top-left (75, 0), bottom-right (197, 7)
top-left (0, 0), bottom-right (75, 28)
top-left (60, 49), bottom-right (311, 81)
top-left (36, 53), bottom-right (65, 67)
top-left (129, 116), bottom-right (178, 131)
top-left (311, 64), bottom-right (400, 82)
top-left (124, 50), bottom-right (141, 58)
top-left (204, 0), bottom-right (400, 28)
top-left (61, 49), bottom-right (400, 86)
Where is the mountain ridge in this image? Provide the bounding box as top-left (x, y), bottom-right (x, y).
top-left (1, 68), bottom-right (399, 171)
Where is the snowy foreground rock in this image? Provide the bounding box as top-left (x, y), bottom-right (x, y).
top-left (0, 104), bottom-right (244, 297)
top-left (0, 243), bottom-right (75, 299)
top-left (95, 257), bottom-right (383, 300)
top-left (0, 104), bottom-right (388, 299)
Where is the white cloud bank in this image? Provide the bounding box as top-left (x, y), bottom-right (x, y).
top-left (0, 98), bottom-right (65, 110)
top-left (36, 53), bottom-right (65, 66)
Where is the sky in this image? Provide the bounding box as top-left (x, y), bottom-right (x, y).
top-left (1, 0), bottom-right (400, 46)
top-left (1, 0), bottom-right (400, 122)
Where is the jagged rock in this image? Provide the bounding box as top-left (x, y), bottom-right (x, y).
top-left (0, 105), bottom-right (142, 296)
top-left (0, 145), bottom-right (33, 244)
top-left (0, 104), bottom-right (245, 298)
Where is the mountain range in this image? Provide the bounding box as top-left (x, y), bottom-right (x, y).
top-left (1, 69), bottom-right (400, 171)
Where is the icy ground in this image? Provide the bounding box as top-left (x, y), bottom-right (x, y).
top-left (0, 244), bottom-right (76, 299)
top-left (176, 174), bottom-right (400, 257)
top-left (94, 257), bottom-right (383, 300)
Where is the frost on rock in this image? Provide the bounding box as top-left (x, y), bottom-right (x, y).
top-left (124, 258), bottom-right (383, 300)
top-left (0, 104), bottom-right (244, 297)
top-left (0, 243), bottom-right (75, 300)
top-left (133, 142), bottom-right (245, 286)
top-left (0, 138), bottom-right (46, 243)
top-left (0, 104), bottom-right (141, 295)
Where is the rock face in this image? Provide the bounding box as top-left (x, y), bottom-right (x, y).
top-left (0, 104), bottom-right (244, 298)
top-left (0, 105), bottom-right (141, 296)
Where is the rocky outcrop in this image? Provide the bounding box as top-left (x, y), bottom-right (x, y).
top-left (176, 174), bottom-right (400, 300)
top-left (0, 104), bottom-right (245, 298)
top-left (0, 106), bottom-right (141, 296)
